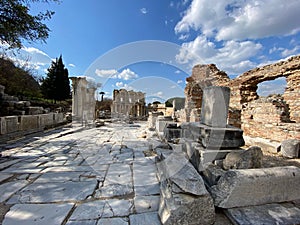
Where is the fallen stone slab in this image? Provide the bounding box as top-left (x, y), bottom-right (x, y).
top-left (157, 152), bottom-right (208, 196)
top-left (3, 203), bottom-right (73, 225)
top-left (281, 139), bottom-right (300, 158)
top-left (243, 135), bottom-right (280, 154)
top-left (222, 146), bottom-right (263, 170)
top-left (210, 166), bottom-right (300, 208)
top-left (157, 152), bottom-right (215, 225)
top-left (225, 203), bottom-right (300, 225)
top-left (202, 164), bottom-right (226, 186)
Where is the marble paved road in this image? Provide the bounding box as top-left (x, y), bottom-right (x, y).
top-left (0, 122), bottom-right (162, 225)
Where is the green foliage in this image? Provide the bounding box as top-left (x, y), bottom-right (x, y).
top-left (41, 55), bottom-right (71, 101)
top-left (152, 101), bottom-right (161, 105)
top-left (96, 98), bottom-right (112, 111)
top-left (0, 57), bottom-right (41, 97)
top-left (0, 0), bottom-right (59, 49)
top-left (166, 97), bottom-right (185, 110)
top-left (165, 100), bottom-right (173, 107)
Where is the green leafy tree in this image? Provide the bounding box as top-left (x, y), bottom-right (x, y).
top-left (41, 55), bottom-right (70, 102)
top-left (0, 0), bottom-right (59, 49)
top-left (0, 57), bottom-right (41, 97)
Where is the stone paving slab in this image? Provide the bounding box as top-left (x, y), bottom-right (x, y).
top-left (7, 180), bottom-right (97, 204)
top-left (97, 217), bottom-right (128, 225)
top-left (3, 203), bottom-right (73, 225)
top-left (129, 212), bottom-right (162, 225)
top-left (66, 220), bottom-right (97, 225)
top-left (134, 195), bottom-right (160, 213)
top-left (69, 199), bottom-right (133, 221)
top-left (0, 122), bottom-right (166, 225)
top-left (0, 180), bottom-right (29, 202)
top-left (0, 173), bottom-right (13, 183)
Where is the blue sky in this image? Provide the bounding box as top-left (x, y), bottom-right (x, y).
top-left (2, 0), bottom-right (300, 101)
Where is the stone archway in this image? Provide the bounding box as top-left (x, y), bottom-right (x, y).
top-left (227, 55), bottom-right (300, 123)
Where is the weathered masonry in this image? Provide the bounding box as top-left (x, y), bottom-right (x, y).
top-left (178, 55), bottom-right (300, 143)
top-left (70, 77), bottom-right (97, 123)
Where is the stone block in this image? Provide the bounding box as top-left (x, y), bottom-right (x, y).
top-left (202, 164), bottom-right (226, 186)
top-left (5, 116), bottom-right (19, 133)
top-left (200, 124), bottom-right (245, 148)
top-left (281, 139), bottom-right (300, 158)
top-left (210, 166), bottom-right (300, 208)
top-left (225, 203), bottom-right (300, 225)
top-left (19, 115), bottom-right (40, 131)
top-left (0, 117), bottom-right (7, 134)
top-left (157, 152), bottom-right (215, 225)
top-left (159, 180), bottom-right (215, 225)
top-left (244, 136), bottom-right (280, 153)
top-left (181, 123), bottom-right (245, 148)
top-left (163, 124), bottom-right (181, 142)
top-left (156, 116), bottom-right (173, 133)
top-left (26, 106), bottom-right (44, 115)
top-left (200, 86), bottom-right (230, 128)
top-left (199, 148), bottom-right (245, 162)
top-left (54, 113), bottom-right (64, 124)
top-left (223, 146), bottom-right (263, 170)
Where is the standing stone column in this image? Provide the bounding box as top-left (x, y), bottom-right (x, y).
top-left (70, 77), bottom-right (96, 125)
top-left (200, 86), bottom-right (230, 127)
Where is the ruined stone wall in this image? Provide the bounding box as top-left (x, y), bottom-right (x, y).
top-left (181, 64), bottom-right (230, 122)
top-left (0, 112), bottom-right (65, 142)
top-left (241, 96), bottom-right (300, 142)
top-left (226, 56), bottom-right (300, 123)
top-left (180, 55), bottom-right (300, 142)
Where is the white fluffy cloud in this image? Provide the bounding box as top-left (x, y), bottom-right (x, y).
top-left (115, 82), bottom-right (133, 90)
top-left (95, 68), bottom-right (138, 80)
top-left (95, 69), bottom-right (118, 78)
top-left (175, 0), bottom-right (300, 41)
top-left (140, 8), bottom-right (147, 14)
top-left (174, 0), bottom-right (300, 75)
top-left (176, 35), bottom-right (262, 74)
top-left (118, 68), bottom-right (138, 80)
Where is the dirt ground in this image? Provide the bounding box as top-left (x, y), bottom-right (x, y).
top-left (262, 151), bottom-right (300, 168)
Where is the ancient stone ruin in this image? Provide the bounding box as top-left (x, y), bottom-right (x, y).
top-left (0, 85), bottom-right (65, 142)
top-left (151, 55), bottom-right (300, 224)
top-left (111, 89), bottom-right (146, 120)
top-left (178, 55), bottom-right (300, 151)
top-left (70, 77), bottom-right (97, 124)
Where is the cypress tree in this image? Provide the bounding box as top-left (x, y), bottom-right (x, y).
top-left (41, 55), bottom-right (70, 102)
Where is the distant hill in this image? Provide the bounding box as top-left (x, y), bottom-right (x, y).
top-left (0, 57), bottom-right (41, 98)
top-left (165, 97), bottom-right (185, 110)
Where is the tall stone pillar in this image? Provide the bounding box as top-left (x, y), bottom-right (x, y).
top-left (70, 77), bottom-right (96, 125)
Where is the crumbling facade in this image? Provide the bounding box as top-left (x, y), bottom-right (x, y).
top-left (179, 55), bottom-right (300, 142)
top-left (111, 89), bottom-right (146, 119)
